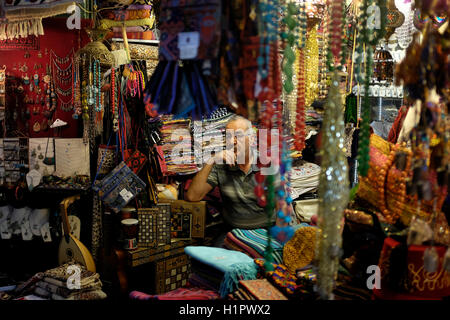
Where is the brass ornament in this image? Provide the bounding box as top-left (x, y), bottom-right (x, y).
top-left (75, 28), bottom-right (114, 69)
top-left (385, 0), bottom-right (405, 41)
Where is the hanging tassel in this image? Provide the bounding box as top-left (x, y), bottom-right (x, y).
top-left (20, 21), bottom-right (26, 38)
top-left (0, 23), bottom-right (6, 41)
top-left (37, 18), bottom-right (44, 36)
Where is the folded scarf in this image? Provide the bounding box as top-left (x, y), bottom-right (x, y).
top-left (231, 229), bottom-right (284, 264)
top-left (184, 246), bottom-right (257, 297)
top-left (13, 272), bottom-right (44, 296)
top-left (33, 287), bottom-right (51, 299)
top-left (36, 281), bottom-right (71, 298)
top-left (254, 258), bottom-right (314, 298)
top-left (43, 262), bottom-right (100, 286)
top-left (52, 289), bottom-right (107, 300)
top-left (37, 279), bottom-right (102, 298)
top-left (223, 238), bottom-right (253, 257)
top-left (224, 233), bottom-right (263, 259)
top-left (43, 276), bottom-right (102, 291)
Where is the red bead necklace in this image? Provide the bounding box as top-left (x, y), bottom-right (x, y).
top-left (111, 68), bottom-right (115, 115)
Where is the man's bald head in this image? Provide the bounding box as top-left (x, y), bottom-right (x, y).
top-left (225, 115), bottom-right (252, 131)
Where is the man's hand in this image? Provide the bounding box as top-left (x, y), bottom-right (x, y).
top-left (208, 149), bottom-right (237, 166)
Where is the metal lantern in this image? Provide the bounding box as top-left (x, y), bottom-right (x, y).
top-left (373, 48), bottom-right (394, 83)
top-left (75, 28), bottom-right (114, 69)
top-left (385, 0), bottom-right (406, 41)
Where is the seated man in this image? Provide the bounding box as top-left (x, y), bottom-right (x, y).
top-left (186, 115), bottom-right (274, 242)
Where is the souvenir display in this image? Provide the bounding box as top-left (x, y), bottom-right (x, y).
top-left (0, 0), bottom-right (448, 304)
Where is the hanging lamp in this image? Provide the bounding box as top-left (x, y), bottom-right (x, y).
top-left (74, 3), bottom-right (113, 68)
top-left (75, 27), bottom-right (114, 68)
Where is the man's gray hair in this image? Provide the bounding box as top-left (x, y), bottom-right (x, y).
top-left (226, 114), bottom-right (252, 131)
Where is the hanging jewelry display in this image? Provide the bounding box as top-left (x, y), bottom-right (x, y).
top-left (285, 48), bottom-right (301, 132)
top-left (93, 60), bottom-right (102, 112)
top-left (299, 0), bottom-right (308, 48)
top-left (316, 71), bottom-right (350, 300)
top-left (314, 0), bottom-right (350, 300)
top-left (270, 102), bottom-right (295, 245)
top-left (317, 4), bottom-right (329, 99)
top-left (72, 58), bottom-right (80, 119)
top-left (111, 67), bottom-right (119, 133)
top-left (354, 0), bottom-right (387, 177)
top-left (281, 1), bottom-right (300, 134)
top-left (254, 0), bottom-right (282, 272)
top-left (281, 2), bottom-right (298, 95)
top-left (304, 22), bottom-right (319, 107)
top-left (81, 55), bottom-right (90, 144)
top-left (294, 49), bottom-right (306, 152)
top-left (51, 49), bottom-right (74, 112)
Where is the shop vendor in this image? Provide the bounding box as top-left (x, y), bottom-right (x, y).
top-left (186, 115), bottom-right (275, 237)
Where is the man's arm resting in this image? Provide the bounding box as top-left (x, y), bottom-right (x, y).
top-left (185, 162), bottom-right (214, 202)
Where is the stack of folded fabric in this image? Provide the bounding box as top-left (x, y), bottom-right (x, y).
top-left (228, 279), bottom-right (288, 300)
top-left (192, 108), bottom-right (233, 166)
top-left (184, 246), bottom-right (258, 298)
top-left (289, 161), bottom-right (321, 199)
top-left (160, 117), bottom-right (198, 175)
top-left (223, 228), bottom-right (284, 265)
top-left (254, 258), bottom-right (317, 300)
top-left (306, 109), bottom-right (323, 123)
top-left (32, 262), bottom-right (106, 300)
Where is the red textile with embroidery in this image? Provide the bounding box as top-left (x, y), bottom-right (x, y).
top-left (374, 237), bottom-right (450, 300)
top-left (124, 149), bottom-right (147, 174)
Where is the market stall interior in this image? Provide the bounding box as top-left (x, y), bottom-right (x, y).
top-left (0, 0), bottom-right (449, 301)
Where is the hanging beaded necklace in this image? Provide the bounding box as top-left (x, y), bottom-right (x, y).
top-left (88, 58), bottom-right (94, 106)
top-left (51, 49), bottom-right (74, 111)
top-left (253, 0), bottom-right (283, 272)
top-left (313, 1), bottom-right (353, 300)
top-left (256, 0), bottom-right (279, 101)
top-left (72, 58), bottom-right (82, 119)
top-left (305, 23), bottom-right (319, 107)
top-left (93, 59), bottom-right (102, 112)
top-left (270, 100), bottom-right (295, 245)
top-left (299, 0), bottom-right (307, 48)
top-left (72, 59), bottom-right (75, 114)
top-left (281, 2), bottom-right (299, 95)
top-left (80, 55), bottom-right (89, 143)
top-left (111, 68), bottom-right (119, 133)
top-left (355, 0), bottom-right (387, 177)
top-left (294, 49), bottom-right (306, 152)
top-left (293, 0), bottom-right (307, 153)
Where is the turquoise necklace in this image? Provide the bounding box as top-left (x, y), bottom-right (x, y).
top-left (93, 60), bottom-right (102, 112)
